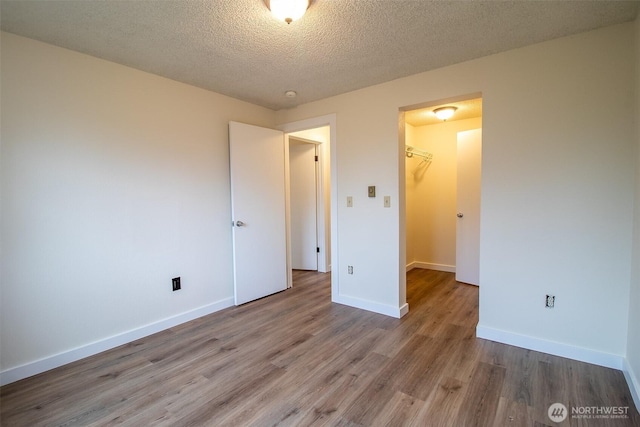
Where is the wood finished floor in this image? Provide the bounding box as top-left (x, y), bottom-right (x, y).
top-left (1, 269), bottom-right (639, 426)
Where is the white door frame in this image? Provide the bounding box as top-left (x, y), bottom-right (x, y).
top-left (277, 114), bottom-right (337, 297)
top-left (289, 136), bottom-right (321, 272)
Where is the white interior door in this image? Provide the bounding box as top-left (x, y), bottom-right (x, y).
top-left (456, 129), bottom-right (482, 285)
top-left (289, 141), bottom-right (318, 270)
top-left (229, 121), bottom-right (287, 305)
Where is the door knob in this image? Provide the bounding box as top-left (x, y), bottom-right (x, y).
top-left (235, 220), bottom-right (246, 227)
top-left (457, 213), bottom-right (464, 218)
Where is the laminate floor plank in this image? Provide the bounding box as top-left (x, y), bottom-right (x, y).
top-left (531, 358), bottom-right (573, 424)
top-left (369, 314), bottom-right (427, 359)
top-left (493, 397), bottom-right (535, 427)
top-left (440, 327), bottom-right (485, 384)
top-left (371, 391), bottom-right (428, 427)
top-left (420, 376), bottom-right (469, 427)
top-left (455, 361), bottom-right (507, 426)
top-left (118, 374), bottom-right (212, 426)
top-left (54, 355), bottom-right (219, 427)
top-left (7, 357), bottom-right (162, 427)
top-left (177, 361), bottom-right (287, 426)
top-left (499, 346), bottom-right (539, 407)
top-left (343, 331), bottom-right (457, 424)
top-left (396, 333), bottom-right (462, 401)
top-left (0, 355), bottom-right (154, 427)
top-left (236, 329), bottom-right (390, 426)
top-left (290, 352), bottom-right (391, 427)
top-left (2, 269), bottom-right (639, 426)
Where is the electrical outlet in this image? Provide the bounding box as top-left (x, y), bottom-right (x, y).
top-left (348, 265), bottom-right (354, 275)
top-left (172, 277), bottom-right (181, 291)
top-left (545, 294), bottom-right (555, 308)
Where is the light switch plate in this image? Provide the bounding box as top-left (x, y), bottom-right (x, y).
top-left (347, 196), bottom-right (353, 207)
top-left (368, 186), bottom-right (376, 197)
top-left (384, 196), bottom-right (391, 207)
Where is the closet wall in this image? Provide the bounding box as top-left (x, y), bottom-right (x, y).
top-left (406, 117), bottom-right (482, 271)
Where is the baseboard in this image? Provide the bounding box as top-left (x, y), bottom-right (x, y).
top-left (319, 264), bottom-right (331, 273)
top-left (333, 294), bottom-right (408, 318)
top-left (476, 325), bottom-right (624, 370)
top-left (406, 261), bottom-right (456, 273)
top-left (623, 358), bottom-right (640, 413)
top-left (0, 297), bottom-right (235, 386)
top-left (399, 303), bottom-right (409, 317)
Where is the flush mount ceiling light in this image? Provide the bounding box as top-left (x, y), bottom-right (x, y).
top-left (433, 106), bottom-right (458, 121)
top-left (284, 90), bottom-right (297, 98)
top-left (265, 0), bottom-right (310, 24)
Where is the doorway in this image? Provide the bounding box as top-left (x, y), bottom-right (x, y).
top-left (402, 96), bottom-right (482, 285)
top-left (229, 115), bottom-right (334, 305)
top-left (279, 116), bottom-right (334, 295)
top-left (289, 136), bottom-right (320, 271)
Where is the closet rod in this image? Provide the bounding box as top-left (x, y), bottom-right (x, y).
top-left (405, 145), bottom-right (433, 161)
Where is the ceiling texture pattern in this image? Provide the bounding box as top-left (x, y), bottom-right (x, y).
top-left (1, 0), bottom-right (638, 110)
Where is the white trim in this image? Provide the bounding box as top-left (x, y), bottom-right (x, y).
top-left (333, 294), bottom-right (408, 319)
top-left (399, 303), bottom-right (409, 317)
top-left (406, 261), bottom-right (456, 273)
top-left (623, 358), bottom-right (640, 413)
top-left (277, 114), bottom-right (336, 134)
top-left (289, 135), bottom-right (321, 145)
top-left (284, 132), bottom-right (293, 288)
top-left (314, 143), bottom-right (328, 273)
top-left (0, 298), bottom-right (234, 386)
top-left (476, 325), bottom-right (624, 370)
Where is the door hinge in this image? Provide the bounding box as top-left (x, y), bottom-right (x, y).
top-left (315, 155), bottom-right (318, 162)
top-left (317, 247), bottom-right (320, 253)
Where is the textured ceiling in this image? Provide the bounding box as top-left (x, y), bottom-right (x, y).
top-left (1, 1), bottom-right (638, 110)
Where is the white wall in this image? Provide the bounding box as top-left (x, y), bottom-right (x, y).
top-left (625, 14), bottom-right (640, 411)
top-left (277, 22), bottom-right (636, 366)
top-left (0, 32), bottom-right (275, 382)
top-left (478, 24), bottom-right (634, 365)
top-left (287, 95), bottom-right (407, 316)
top-left (406, 117), bottom-right (482, 271)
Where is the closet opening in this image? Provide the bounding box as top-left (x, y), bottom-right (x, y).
top-left (402, 95), bottom-right (483, 287)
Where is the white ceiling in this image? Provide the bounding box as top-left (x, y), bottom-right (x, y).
top-left (1, 1), bottom-right (637, 110)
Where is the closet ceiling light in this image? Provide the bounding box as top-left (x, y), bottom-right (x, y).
top-left (265, 0), bottom-right (310, 24)
top-left (433, 106), bottom-right (457, 121)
